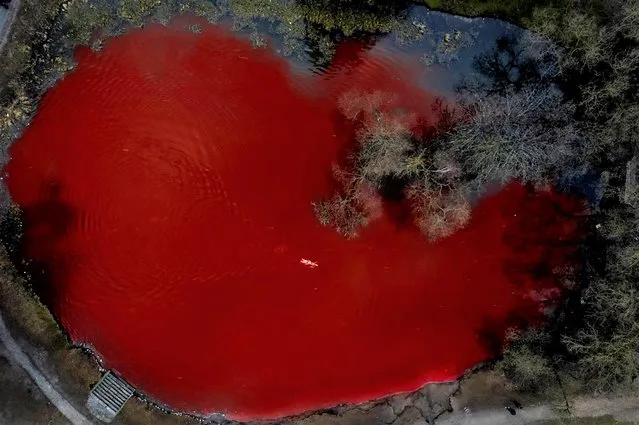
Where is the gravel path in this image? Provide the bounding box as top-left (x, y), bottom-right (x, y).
top-left (0, 0), bottom-right (21, 53)
top-left (0, 311), bottom-right (94, 425)
top-left (434, 405), bottom-right (558, 425)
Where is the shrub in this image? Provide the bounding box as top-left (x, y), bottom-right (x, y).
top-left (499, 327), bottom-right (557, 393)
top-left (448, 85), bottom-right (579, 185)
top-left (406, 183), bottom-right (471, 241)
top-left (354, 112), bottom-right (416, 186)
top-left (312, 165), bottom-right (382, 238)
top-left (320, 89), bottom-right (472, 241)
top-left (319, 88), bottom-right (476, 241)
top-left (337, 89), bottom-right (419, 187)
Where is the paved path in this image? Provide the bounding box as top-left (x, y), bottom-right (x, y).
top-left (0, 0), bottom-right (21, 53)
top-left (0, 311), bottom-right (94, 425)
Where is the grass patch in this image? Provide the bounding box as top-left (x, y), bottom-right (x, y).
top-left (0, 249), bottom-right (65, 350)
top-left (418, 0), bottom-right (565, 24)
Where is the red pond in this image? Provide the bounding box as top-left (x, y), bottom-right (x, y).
top-left (4, 22), bottom-right (582, 420)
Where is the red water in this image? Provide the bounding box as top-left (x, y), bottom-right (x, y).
top-left (4, 23), bottom-right (582, 420)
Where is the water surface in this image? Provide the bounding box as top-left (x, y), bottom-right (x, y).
top-left (3, 20), bottom-right (581, 420)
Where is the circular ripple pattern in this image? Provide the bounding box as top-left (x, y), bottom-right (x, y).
top-left (4, 23), bottom-right (582, 420)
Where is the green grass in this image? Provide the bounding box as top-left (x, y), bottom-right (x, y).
top-left (424, 0), bottom-right (441, 8)
top-left (418, 0), bottom-right (563, 25)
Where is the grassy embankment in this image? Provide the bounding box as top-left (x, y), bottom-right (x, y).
top-left (420, 0), bottom-right (566, 24)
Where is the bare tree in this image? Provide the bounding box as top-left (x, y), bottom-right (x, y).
top-left (500, 327), bottom-right (556, 393)
top-left (312, 164), bottom-right (382, 238)
top-left (448, 85), bottom-right (578, 186)
top-left (407, 183), bottom-right (471, 241)
top-left (316, 89), bottom-right (474, 241)
top-left (337, 89), bottom-right (418, 186)
top-left (354, 111), bottom-right (415, 186)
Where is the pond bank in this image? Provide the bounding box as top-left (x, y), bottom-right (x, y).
top-left (0, 310), bottom-right (93, 425)
top-left (1, 242), bottom-right (637, 425)
top-left (0, 237), bottom-right (461, 424)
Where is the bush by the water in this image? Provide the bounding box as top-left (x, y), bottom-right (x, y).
top-left (312, 0), bottom-right (639, 402)
top-left (496, 0), bottom-right (639, 398)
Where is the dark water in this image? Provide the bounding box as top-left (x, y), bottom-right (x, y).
top-left (3, 19), bottom-right (582, 420)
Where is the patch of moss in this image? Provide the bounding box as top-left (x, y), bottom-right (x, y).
top-left (300, 0), bottom-right (410, 35)
top-left (301, 5), bottom-right (395, 35)
top-left (419, 0), bottom-right (569, 25)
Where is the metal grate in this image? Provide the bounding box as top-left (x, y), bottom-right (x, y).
top-left (86, 371), bottom-right (134, 423)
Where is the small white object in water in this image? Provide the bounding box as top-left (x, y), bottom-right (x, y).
top-left (300, 258), bottom-right (319, 268)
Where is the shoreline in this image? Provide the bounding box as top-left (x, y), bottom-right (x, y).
top-left (1, 248), bottom-right (637, 425)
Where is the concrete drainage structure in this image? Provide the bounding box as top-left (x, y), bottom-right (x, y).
top-left (87, 371), bottom-right (134, 423)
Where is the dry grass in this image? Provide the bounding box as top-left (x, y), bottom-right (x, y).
top-left (0, 251), bottom-right (64, 350)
